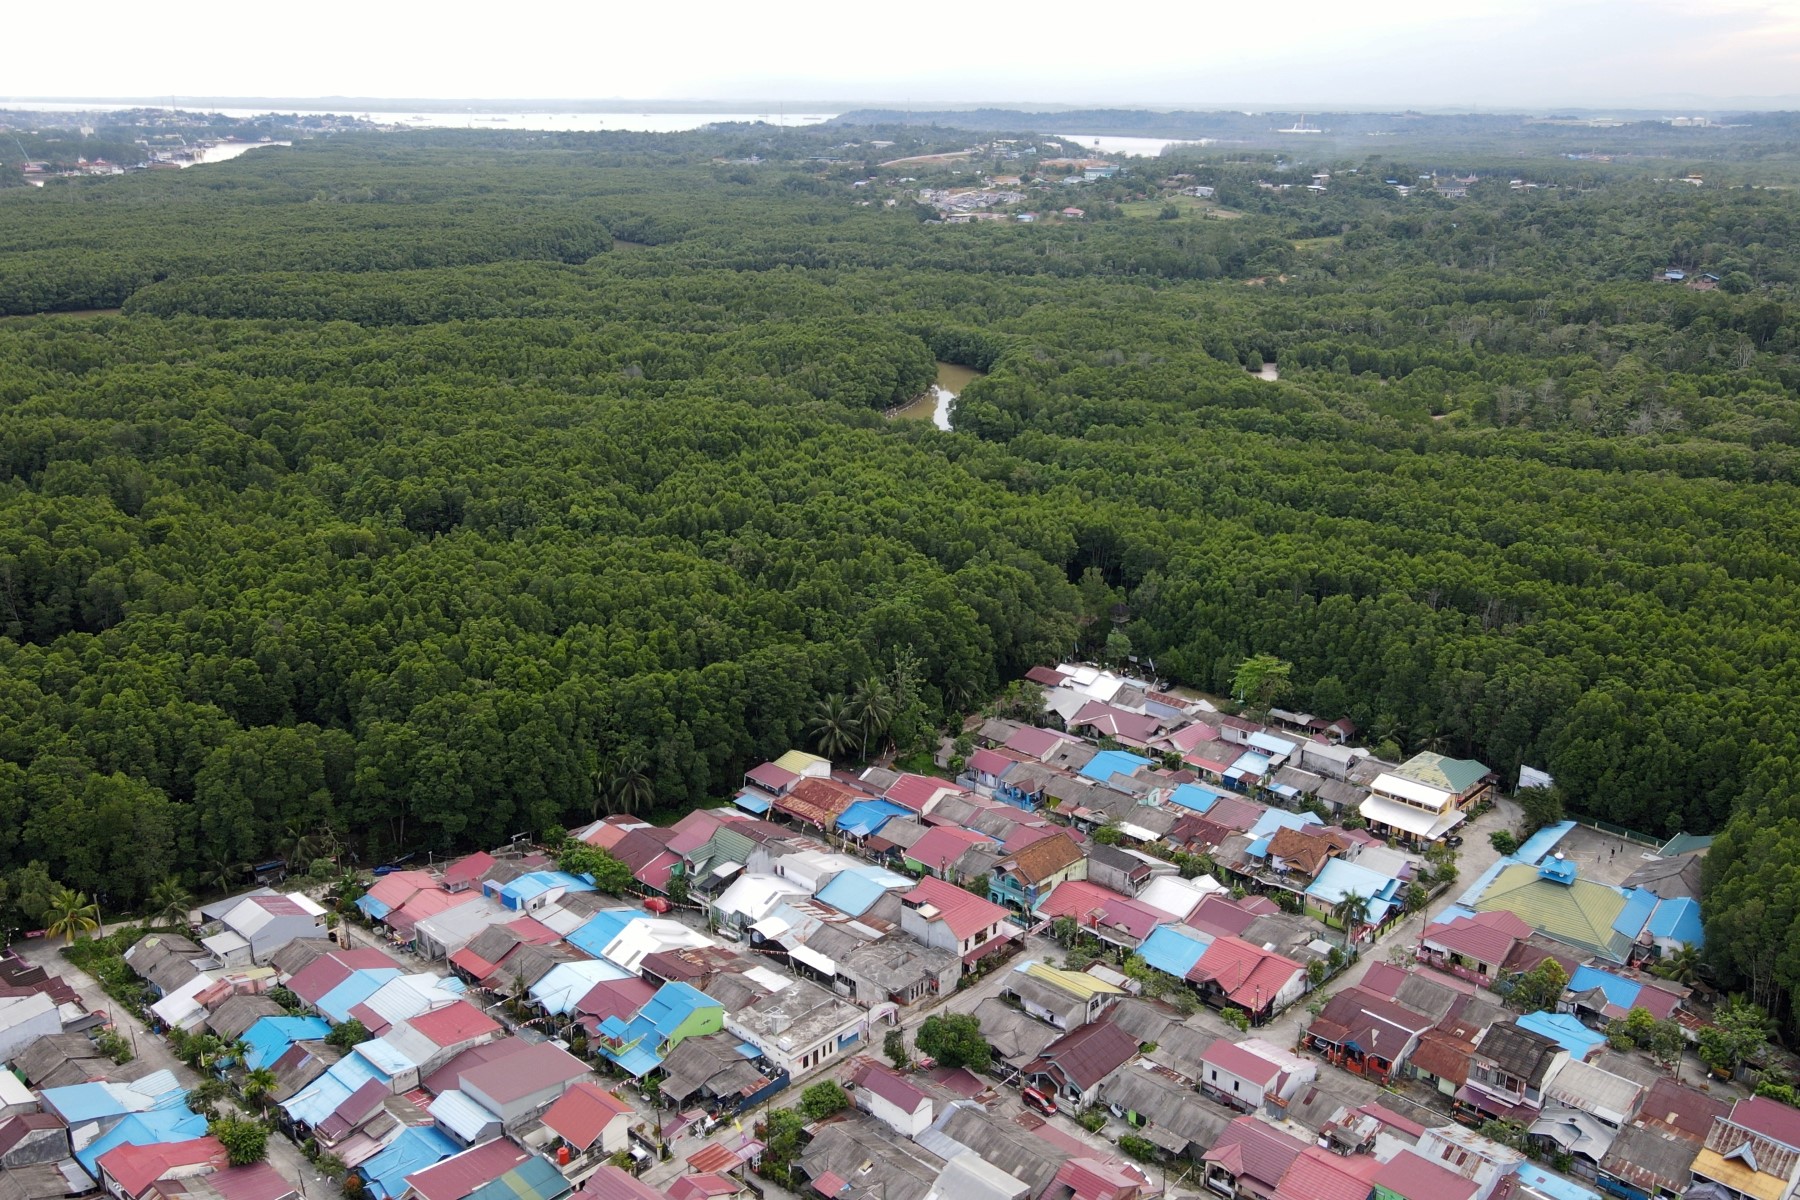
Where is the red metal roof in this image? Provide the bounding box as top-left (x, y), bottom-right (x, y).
top-left (423, 1036), bottom-right (535, 1095)
top-left (1004, 726), bottom-right (1077, 760)
top-left (776, 777), bottom-right (863, 827)
top-left (855, 1064), bottom-right (932, 1114)
top-left (1370, 1150), bottom-right (1479, 1200)
top-left (442, 852), bottom-right (496, 889)
top-left (884, 773), bottom-right (956, 812)
top-left (542, 1081), bottom-right (634, 1151)
top-left (1422, 912), bottom-right (1531, 965)
top-left (1024, 1018), bottom-right (1139, 1090)
top-left (1035, 880), bottom-right (1130, 922)
top-left (1189, 936), bottom-right (1304, 1010)
top-left (404, 1138), bottom-right (529, 1200)
top-left (1201, 1039), bottom-right (1285, 1088)
top-left (194, 1162), bottom-right (299, 1200)
top-left (905, 826), bottom-right (992, 874)
top-left (967, 748), bottom-right (1013, 777)
top-left (1733, 1095), bottom-right (1800, 1149)
top-left (1202, 1117), bottom-right (1307, 1188)
top-left (578, 1166), bottom-right (666, 1200)
top-left (1023, 666), bottom-right (1068, 687)
top-left (810, 1171), bottom-right (848, 1198)
top-left (901, 875), bottom-right (1013, 941)
top-left (461, 1039), bottom-right (587, 1106)
top-left (575, 977), bottom-right (658, 1023)
top-left (1273, 1147), bottom-right (1380, 1200)
top-left (99, 1137), bottom-right (226, 1198)
top-left (746, 763), bottom-right (799, 793)
top-left (404, 1000), bottom-right (500, 1048)
top-left (667, 1173), bottom-right (741, 1200)
top-left (685, 1143), bottom-right (746, 1174)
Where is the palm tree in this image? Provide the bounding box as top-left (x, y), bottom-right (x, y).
top-left (1332, 890), bottom-right (1371, 950)
top-left (849, 675), bottom-right (896, 759)
top-left (44, 887), bottom-right (100, 944)
top-left (242, 1067), bottom-right (278, 1114)
top-left (1653, 945), bottom-right (1701, 986)
top-left (808, 693), bottom-right (859, 760)
top-left (604, 746), bottom-right (655, 817)
top-left (200, 852), bottom-right (247, 895)
top-left (150, 878), bottom-right (194, 929)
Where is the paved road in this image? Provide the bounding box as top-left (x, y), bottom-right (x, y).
top-left (13, 931), bottom-right (330, 1198)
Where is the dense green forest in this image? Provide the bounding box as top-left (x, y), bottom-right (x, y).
top-left (2, 123), bottom-right (1799, 1023)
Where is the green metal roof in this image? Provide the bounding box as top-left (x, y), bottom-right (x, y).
top-left (1396, 752), bottom-right (1490, 795)
top-left (1473, 863), bottom-right (1633, 961)
top-left (1658, 833), bottom-right (1714, 857)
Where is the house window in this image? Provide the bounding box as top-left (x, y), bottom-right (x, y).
top-left (1233, 1081), bottom-right (1240, 1092)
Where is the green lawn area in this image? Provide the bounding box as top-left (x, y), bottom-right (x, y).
top-left (1121, 194), bottom-right (1243, 220)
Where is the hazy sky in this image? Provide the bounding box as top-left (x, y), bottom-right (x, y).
top-left (10, 0), bottom-right (1800, 109)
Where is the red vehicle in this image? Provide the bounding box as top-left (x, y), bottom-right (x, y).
top-left (1021, 1087), bottom-right (1058, 1116)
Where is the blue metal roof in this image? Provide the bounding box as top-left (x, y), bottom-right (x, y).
top-left (355, 1036), bottom-right (419, 1077)
top-left (816, 867), bottom-right (908, 917)
top-left (1079, 750), bottom-right (1154, 784)
top-left (1137, 926), bottom-right (1212, 978)
top-left (1246, 732), bottom-right (1297, 757)
top-left (565, 907), bottom-right (648, 959)
top-left (733, 789), bottom-right (773, 814)
top-left (357, 893), bottom-right (395, 921)
top-left (1647, 896), bottom-right (1703, 947)
top-left (43, 1082), bottom-right (141, 1124)
top-left (1516, 1011), bottom-right (1608, 1059)
top-left (359, 1126), bottom-right (461, 1200)
top-left (1512, 1162), bottom-right (1602, 1200)
top-left (1247, 808), bottom-right (1321, 839)
top-left (1228, 751), bottom-right (1272, 777)
top-left (1611, 887), bottom-right (1659, 940)
top-left (1306, 858), bottom-right (1403, 907)
top-left (836, 799), bottom-right (911, 838)
top-left (531, 960), bottom-right (632, 1015)
top-left (1516, 820), bottom-right (1577, 866)
top-left (242, 1015), bottom-right (331, 1070)
top-left (74, 1107), bottom-right (210, 1174)
top-left (501, 871), bottom-right (595, 903)
top-left (1167, 784), bottom-right (1224, 813)
top-left (317, 967), bottom-right (403, 1023)
top-left (1567, 965), bottom-right (1639, 1010)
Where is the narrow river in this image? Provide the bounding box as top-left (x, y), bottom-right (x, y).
top-left (891, 362), bottom-right (983, 430)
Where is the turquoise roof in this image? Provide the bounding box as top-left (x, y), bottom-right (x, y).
top-left (74, 1108), bottom-right (209, 1173)
top-left (1647, 896), bottom-right (1703, 947)
top-left (817, 866), bottom-right (909, 917)
top-left (1566, 966), bottom-right (1639, 1010)
top-left (318, 967), bottom-right (403, 1023)
top-left (1516, 1011), bottom-right (1607, 1059)
top-left (1080, 750), bottom-right (1154, 784)
top-left (1248, 809), bottom-right (1322, 839)
top-left (1167, 783), bottom-right (1225, 813)
top-left (1516, 821), bottom-right (1577, 866)
top-left (360, 1126), bottom-right (460, 1200)
top-left (1610, 887), bottom-right (1659, 940)
top-left (1138, 926), bottom-right (1212, 978)
top-left (243, 1015), bottom-right (331, 1070)
top-left (1512, 1163), bottom-right (1602, 1200)
top-left (468, 1156), bottom-right (570, 1200)
top-left (836, 799), bottom-right (911, 838)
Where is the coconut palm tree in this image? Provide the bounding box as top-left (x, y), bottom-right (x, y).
top-left (603, 745), bottom-right (655, 817)
top-left (44, 887), bottom-right (100, 944)
top-left (808, 693), bottom-right (859, 760)
top-left (149, 878), bottom-right (194, 929)
top-left (200, 852), bottom-right (247, 895)
top-left (242, 1067), bottom-right (279, 1115)
top-left (849, 675), bottom-right (896, 758)
top-left (1332, 890), bottom-right (1371, 950)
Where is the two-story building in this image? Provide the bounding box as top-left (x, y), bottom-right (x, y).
top-left (1359, 753), bottom-right (1490, 847)
top-left (1457, 1021), bottom-right (1568, 1125)
top-left (899, 876), bottom-right (1018, 977)
top-left (990, 831), bottom-right (1087, 913)
top-left (1690, 1096), bottom-right (1800, 1200)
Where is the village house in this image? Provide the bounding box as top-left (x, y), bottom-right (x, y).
top-left (1022, 1018), bottom-right (1140, 1109)
top-left (1197, 1037), bottom-right (1315, 1113)
top-left (989, 831), bottom-right (1087, 913)
top-left (899, 876), bottom-right (1017, 976)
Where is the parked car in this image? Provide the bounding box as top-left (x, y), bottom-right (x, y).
top-left (1444, 835), bottom-right (1464, 848)
top-left (1021, 1087), bottom-right (1058, 1116)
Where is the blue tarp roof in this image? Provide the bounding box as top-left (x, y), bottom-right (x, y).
top-left (243, 1015), bottom-right (332, 1070)
top-left (1516, 1011), bottom-right (1608, 1059)
top-left (1567, 965), bottom-right (1640, 1010)
top-left (360, 1126), bottom-right (461, 1200)
top-left (357, 893), bottom-right (394, 921)
top-left (1079, 750), bottom-right (1154, 783)
top-left (1611, 887), bottom-right (1660, 939)
top-left (1512, 1163), bottom-right (1602, 1200)
top-left (500, 871), bottom-right (595, 904)
top-left (1137, 925), bottom-right (1213, 978)
top-left (1248, 808), bottom-right (1322, 839)
top-left (1516, 820), bottom-right (1578, 866)
top-left (565, 908), bottom-right (648, 959)
top-left (816, 866), bottom-right (909, 917)
top-left (1647, 897), bottom-right (1703, 947)
top-left (736, 1041), bottom-right (763, 1058)
top-left (1167, 784), bottom-right (1224, 813)
top-left (317, 967), bottom-right (403, 1023)
top-left (733, 789), bottom-right (773, 814)
top-left (74, 1107), bottom-right (210, 1174)
top-left (836, 799), bottom-right (911, 838)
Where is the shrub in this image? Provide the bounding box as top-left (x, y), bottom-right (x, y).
top-left (1118, 1134), bottom-right (1160, 1162)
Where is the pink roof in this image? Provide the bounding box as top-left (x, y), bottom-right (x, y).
top-left (581, 816), bottom-right (649, 849)
top-left (667, 1174), bottom-right (740, 1200)
top-left (423, 1036), bottom-right (535, 1094)
top-left (364, 870), bottom-right (440, 909)
top-left (1274, 1147), bottom-right (1380, 1200)
top-left (1000, 824), bottom-right (1058, 853)
top-left (1203, 1117), bottom-right (1307, 1187)
top-left (1733, 1095), bottom-right (1800, 1148)
top-left (388, 889), bottom-right (478, 935)
top-left (1370, 1150), bottom-right (1479, 1200)
top-left (967, 747), bottom-right (1014, 778)
top-left (1036, 879), bottom-right (1130, 921)
top-left (1055, 1156), bottom-right (1142, 1200)
top-left (854, 1064), bottom-right (932, 1114)
top-left (442, 852), bottom-right (496, 890)
top-left (634, 850), bottom-right (680, 892)
top-left (667, 810), bottom-right (730, 856)
top-left (746, 763), bottom-right (799, 792)
top-left (503, 916), bottom-right (560, 944)
top-left (1357, 1103), bottom-right (1427, 1139)
top-left (100, 1137), bottom-right (226, 1198)
top-left (1185, 895), bottom-right (1258, 938)
top-left (1071, 701), bottom-right (1160, 745)
top-left (907, 825), bottom-right (992, 872)
top-left (1004, 726), bottom-right (1077, 760)
top-left (1163, 722), bottom-right (1221, 753)
top-left (405, 1000), bottom-right (501, 1048)
top-left (885, 773), bottom-right (956, 812)
top-left (1191, 936), bottom-right (1303, 1009)
top-left (578, 1166), bottom-right (667, 1200)
top-left (404, 1138), bottom-right (529, 1200)
top-left (1202, 1039), bottom-right (1285, 1088)
top-left (1423, 912), bottom-right (1531, 965)
top-left (902, 875), bottom-right (1013, 940)
top-left (576, 977), bottom-right (658, 1023)
top-left (288, 949), bottom-right (403, 1003)
top-left (462, 1040), bottom-right (587, 1105)
top-left (195, 1162), bottom-right (298, 1200)
top-left (1203, 795), bottom-right (1265, 831)
top-left (542, 1080), bottom-right (635, 1151)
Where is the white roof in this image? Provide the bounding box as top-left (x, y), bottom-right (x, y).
top-left (714, 873), bottom-right (810, 921)
top-left (1369, 772), bottom-right (1453, 810)
top-left (1359, 793), bottom-right (1466, 838)
top-left (1519, 766), bottom-right (1555, 790)
top-left (432, 1089), bottom-right (500, 1140)
top-left (531, 960), bottom-right (632, 1015)
top-left (201, 930), bottom-right (251, 958)
top-left (362, 973), bottom-right (459, 1028)
top-left (223, 892), bottom-right (325, 935)
top-left (742, 966), bottom-right (794, 994)
top-left (789, 944), bottom-right (836, 975)
top-left (1046, 690), bottom-right (1093, 723)
top-left (1115, 822), bottom-right (1159, 843)
top-left (149, 976), bottom-right (211, 1030)
top-left (1136, 874), bottom-right (1225, 919)
top-left (601, 918), bottom-right (715, 975)
top-left (0, 1067), bottom-right (32, 1106)
top-left (199, 887), bottom-right (279, 923)
top-left (532, 903), bottom-right (592, 938)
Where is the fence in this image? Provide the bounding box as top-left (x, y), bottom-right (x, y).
top-left (1578, 819), bottom-right (1663, 848)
